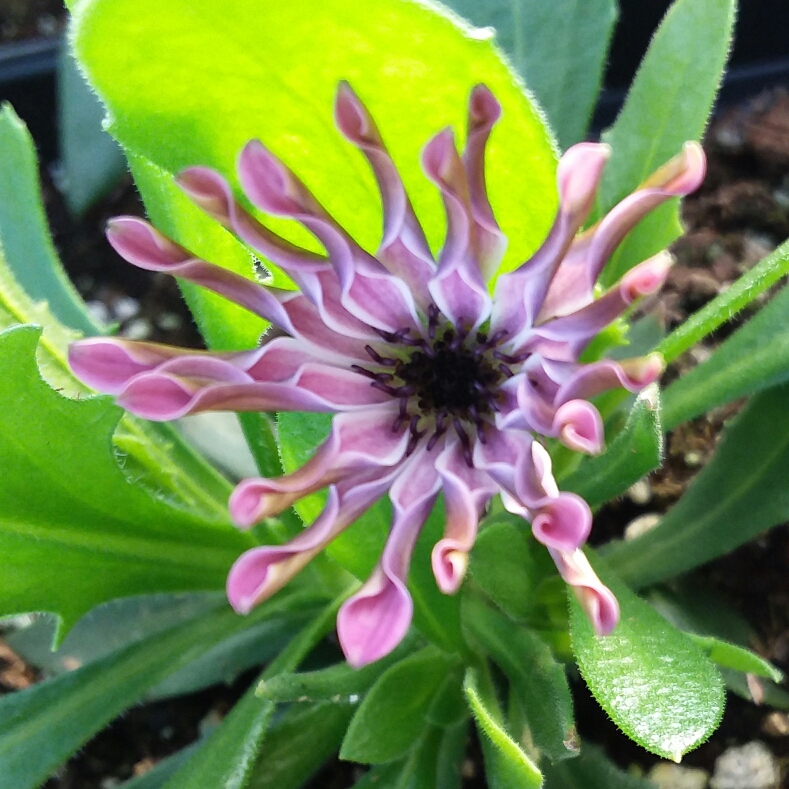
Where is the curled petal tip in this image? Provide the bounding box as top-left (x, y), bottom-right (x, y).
top-left (175, 166), bottom-right (233, 224)
top-left (106, 216), bottom-right (188, 270)
top-left (619, 352), bottom-right (665, 388)
top-left (469, 84), bottom-right (501, 126)
top-left (421, 128), bottom-right (458, 182)
top-left (642, 140), bottom-right (706, 195)
top-left (532, 493), bottom-right (592, 552)
top-left (238, 140), bottom-right (304, 216)
top-left (621, 251), bottom-right (674, 303)
top-left (334, 82), bottom-right (370, 142)
top-left (554, 400), bottom-right (604, 456)
top-left (229, 479), bottom-right (287, 528)
top-left (226, 547), bottom-right (290, 614)
top-left (431, 543), bottom-right (469, 594)
top-left (557, 142), bottom-right (610, 220)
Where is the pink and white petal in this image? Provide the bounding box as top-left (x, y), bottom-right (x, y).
top-left (69, 337), bottom-right (206, 394)
top-left (533, 251), bottom-right (673, 351)
top-left (337, 448), bottom-right (442, 666)
top-left (463, 84), bottom-right (507, 281)
top-left (564, 141), bottom-right (705, 296)
top-left (555, 354), bottom-right (664, 404)
top-left (548, 548), bottom-right (620, 635)
top-left (106, 216), bottom-right (297, 330)
top-left (423, 129), bottom-right (492, 329)
top-left (531, 493), bottom-right (592, 551)
top-left (473, 428), bottom-right (558, 509)
top-left (432, 437), bottom-right (498, 593)
top-left (239, 140), bottom-right (421, 333)
top-left (490, 143), bottom-right (610, 345)
top-left (176, 166), bottom-right (329, 280)
top-left (335, 82), bottom-right (435, 304)
top-left (553, 400), bottom-right (605, 455)
top-left (227, 461), bottom-right (402, 612)
top-left (227, 488), bottom-right (343, 610)
top-left (229, 406), bottom-right (408, 525)
top-left (276, 290), bottom-right (372, 361)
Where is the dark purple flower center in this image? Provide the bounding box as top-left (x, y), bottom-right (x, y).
top-left (352, 305), bottom-right (525, 461)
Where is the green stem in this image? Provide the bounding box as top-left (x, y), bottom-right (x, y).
top-left (657, 238), bottom-right (789, 364)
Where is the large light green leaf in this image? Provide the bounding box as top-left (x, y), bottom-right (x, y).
top-left (569, 557), bottom-right (723, 761)
top-left (71, 0), bottom-right (558, 349)
top-left (606, 383), bottom-right (789, 588)
top-left (0, 599), bottom-right (298, 789)
top-left (598, 0), bottom-right (736, 285)
top-left (444, 0), bottom-right (617, 148)
top-left (662, 283), bottom-right (789, 430)
top-left (0, 325), bottom-right (254, 637)
top-left (0, 104), bottom-right (101, 335)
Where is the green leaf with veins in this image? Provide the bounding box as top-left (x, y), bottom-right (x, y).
top-left (0, 325), bottom-right (254, 639)
top-left (71, 0), bottom-right (558, 350)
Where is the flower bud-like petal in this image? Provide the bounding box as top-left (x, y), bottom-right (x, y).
top-left (532, 493), bottom-right (592, 551)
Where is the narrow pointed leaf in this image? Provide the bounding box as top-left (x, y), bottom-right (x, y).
top-left (569, 556), bottom-right (724, 761)
top-left (662, 283), bottom-right (789, 430)
top-left (0, 601), bottom-right (283, 789)
top-left (464, 597), bottom-right (577, 762)
top-left (340, 646), bottom-right (457, 764)
top-left (0, 104), bottom-right (102, 335)
top-left (543, 744), bottom-right (657, 789)
top-left (598, 0), bottom-right (736, 285)
top-left (442, 0), bottom-right (617, 148)
top-left (463, 667), bottom-right (543, 789)
top-left (246, 701), bottom-right (354, 789)
top-left (607, 383), bottom-right (789, 587)
top-left (685, 634), bottom-right (783, 683)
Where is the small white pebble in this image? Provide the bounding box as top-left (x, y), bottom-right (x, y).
top-left (100, 779), bottom-right (121, 789)
top-left (690, 346), bottom-right (713, 365)
top-left (86, 300), bottom-right (110, 325)
top-left (775, 187), bottom-right (789, 210)
top-left (36, 14), bottom-right (59, 37)
top-left (624, 513), bottom-right (661, 541)
top-left (684, 451), bottom-right (703, 467)
top-left (627, 479), bottom-right (652, 505)
top-left (156, 311), bottom-right (183, 331)
top-left (121, 317), bottom-right (152, 340)
top-left (648, 761), bottom-right (709, 789)
top-left (711, 741), bottom-right (780, 789)
top-left (113, 296), bottom-right (140, 322)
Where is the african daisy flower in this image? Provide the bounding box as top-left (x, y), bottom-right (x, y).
top-left (69, 83), bottom-right (704, 668)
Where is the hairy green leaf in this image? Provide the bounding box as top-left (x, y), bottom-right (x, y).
top-left (341, 647), bottom-right (457, 764)
top-left (464, 597), bottom-right (577, 763)
top-left (569, 557), bottom-right (723, 761)
top-left (598, 0), bottom-right (735, 284)
top-left (662, 283), bottom-right (789, 430)
top-left (607, 383), bottom-right (789, 587)
top-left (463, 667), bottom-right (542, 789)
top-left (443, 0), bottom-right (617, 148)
